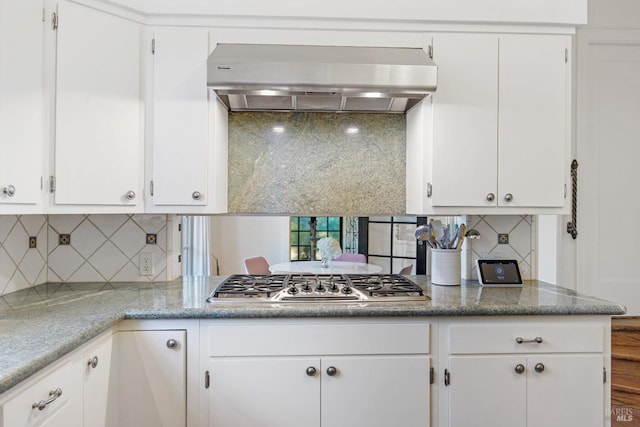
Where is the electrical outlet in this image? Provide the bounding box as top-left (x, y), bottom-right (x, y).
top-left (139, 252), bottom-right (154, 276)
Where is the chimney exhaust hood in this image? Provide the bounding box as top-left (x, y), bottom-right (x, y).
top-left (207, 44), bottom-right (437, 113)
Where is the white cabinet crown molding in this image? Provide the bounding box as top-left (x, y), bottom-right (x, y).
top-left (114, 0), bottom-right (588, 26)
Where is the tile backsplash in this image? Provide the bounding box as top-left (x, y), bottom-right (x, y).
top-left (0, 215), bottom-right (47, 295)
top-left (0, 214), bottom-right (177, 296)
top-left (465, 215), bottom-right (535, 280)
top-left (0, 212), bottom-right (537, 296)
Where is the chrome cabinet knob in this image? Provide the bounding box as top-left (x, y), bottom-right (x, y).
top-left (306, 367), bottom-right (317, 377)
top-left (192, 191), bottom-right (202, 201)
top-left (2, 185), bottom-right (15, 197)
top-left (504, 193), bottom-right (513, 202)
top-left (87, 356), bottom-right (99, 369)
top-left (326, 366), bottom-right (338, 376)
top-left (166, 339), bottom-right (178, 349)
top-left (125, 190), bottom-right (136, 200)
top-left (486, 193), bottom-right (495, 202)
top-left (534, 363), bottom-right (545, 373)
top-left (514, 364), bottom-right (525, 374)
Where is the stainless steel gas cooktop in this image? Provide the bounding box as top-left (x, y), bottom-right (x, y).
top-left (206, 274), bottom-right (428, 303)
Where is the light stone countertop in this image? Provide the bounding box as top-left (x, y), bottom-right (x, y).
top-left (0, 276), bottom-right (625, 395)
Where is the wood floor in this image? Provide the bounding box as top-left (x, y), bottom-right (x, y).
top-left (612, 317), bottom-right (640, 426)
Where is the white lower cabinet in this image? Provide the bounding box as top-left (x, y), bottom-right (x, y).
top-left (202, 319), bottom-right (432, 427)
top-left (442, 319), bottom-right (607, 427)
top-left (82, 335), bottom-right (115, 427)
top-left (208, 357), bottom-right (320, 427)
top-left (448, 354), bottom-right (603, 427)
top-left (0, 317), bottom-right (614, 427)
top-left (116, 329), bottom-right (187, 427)
top-left (320, 355), bottom-right (430, 427)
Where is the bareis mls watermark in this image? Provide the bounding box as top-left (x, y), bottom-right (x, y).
top-left (608, 407), bottom-right (634, 422)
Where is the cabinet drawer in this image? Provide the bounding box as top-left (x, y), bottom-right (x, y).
top-left (205, 320), bottom-right (430, 356)
top-left (449, 323), bottom-right (603, 354)
top-left (1, 360), bottom-right (80, 427)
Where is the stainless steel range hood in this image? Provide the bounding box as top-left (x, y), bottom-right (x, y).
top-left (207, 44), bottom-right (437, 113)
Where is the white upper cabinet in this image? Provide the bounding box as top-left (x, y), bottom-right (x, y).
top-left (146, 27), bottom-right (228, 214)
top-left (427, 33), bottom-right (498, 208)
top-left (49, 0), bottom-right (143, 211)
top-left (407, 33), bottom-right (570, 215)
top-left (148, 28), bottom-right (209, 209)
top-left (498, 35), bottom-right (569, 208)
top-left (0, 0), bottom-right (44, 212)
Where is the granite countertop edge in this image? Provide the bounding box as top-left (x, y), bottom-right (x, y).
top-left (0, 277), bottom-right (626, 396)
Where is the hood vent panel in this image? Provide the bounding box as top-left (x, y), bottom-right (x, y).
top-left (208, 44), bottom-right (437, 113)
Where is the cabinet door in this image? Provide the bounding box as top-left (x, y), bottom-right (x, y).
top-left (54, 0), bottom-right (142, 206)
top-left (0, 0), bottom-right (43, 209)
top-left (321, 356), bottom-right (430, 427)
top-left (498, 35), bottom-right (568, 207)
top-left (150, 28), bottom-right (209, 207)
top-left (448, 356), bottom-right (526, 427)
top-left (116, 330), bottom-right (186, 427)
top-left (527, 355), bottom-right (603, 427)
top-left (430, 33), bottom-right (499, 207)
top-left (207, 357), bottom-right (320, 427)
top-left (82, 336), bottom-right (115, 427)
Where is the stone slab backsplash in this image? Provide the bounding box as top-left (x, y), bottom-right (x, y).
top-left (0, 214), bottom-right (174, 296)
top-left (228, 112), bottom-right (406, 215)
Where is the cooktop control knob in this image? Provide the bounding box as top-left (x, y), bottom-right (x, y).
top-left (315, 283), bottom-right (326, 293)
top-left (328, 283), bottom-right (339, 293)
top-left (287, 285), bottom-right (299, 295)
top-left (301, 283), bottom-right (312, 293)
top-left (342, 286), bottom-right (352, 295)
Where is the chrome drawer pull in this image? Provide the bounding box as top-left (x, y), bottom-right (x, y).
top-left (32, 388), bottom-right (62, 411)
top-left (515, 337), bottom-right (543, 344)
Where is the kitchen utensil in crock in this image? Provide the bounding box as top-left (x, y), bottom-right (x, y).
top-left (454, 224), bottom-right (467, 249)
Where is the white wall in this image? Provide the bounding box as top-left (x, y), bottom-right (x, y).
top-left (209, 215), bottom-right (290, 274)
top-left (563, 0), bottom-right (640, 311)
top-left (537, 215), bottom-right (559, 284)
top-left (587, 0), bottom-right (640, 29)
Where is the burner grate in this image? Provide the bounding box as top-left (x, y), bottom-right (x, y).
top-left (212, 274), bottom-right (287, 298)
